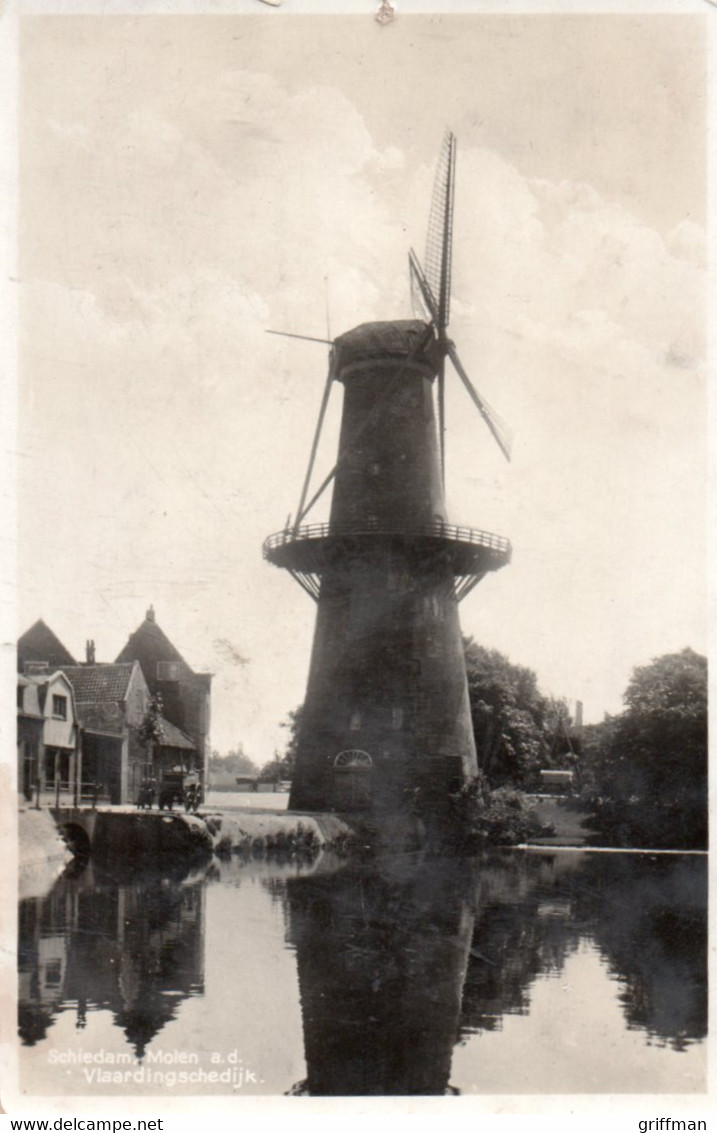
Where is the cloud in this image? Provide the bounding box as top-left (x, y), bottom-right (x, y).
top-left (450, 149), bottom-right (705, 377)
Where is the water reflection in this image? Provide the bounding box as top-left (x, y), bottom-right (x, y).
top-left (459, 852), bottom-right (707, 1053)
top-left (19, 862), bottom-right (205, 1056)
top-left (18, 849), bottom-right (706, 1095)
top-left (563, 853), bottom-right (707, 1050)
top-left (285, 856), bottom-right (476, 1094)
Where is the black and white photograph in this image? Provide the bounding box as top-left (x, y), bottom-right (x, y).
top-left (4, 0), bottom-right (709, 1115)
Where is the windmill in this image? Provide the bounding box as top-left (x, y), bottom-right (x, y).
top-left (263, 132), bottom-right (512, 821)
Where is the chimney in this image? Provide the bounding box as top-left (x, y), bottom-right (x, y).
top-left (146, 605), bottom-right (156, 623)
top-left (575, 700), bottom-right (584, 729)
top-left (86, 639), bottom-right (96, 664)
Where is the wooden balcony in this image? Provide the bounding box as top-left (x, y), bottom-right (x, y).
top-left (263, 520), bottom-right (512, 602)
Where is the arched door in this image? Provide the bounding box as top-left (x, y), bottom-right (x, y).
top-left (332, 750), bottom-right (373, 812)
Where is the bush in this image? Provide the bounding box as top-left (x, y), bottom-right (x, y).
top-left (590, 795), bottom-right (706, 851)
top-left (450, 774), bottom-right (545, 846)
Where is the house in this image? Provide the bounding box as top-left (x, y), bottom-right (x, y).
top-left (61, 661), bottom-right (151, 804)
top-left (17, 669), bottom-right (80, 804)
top-left (18, 611), bottom-right (211, 805)
top-left (115, 606), bottom-right (212, 784)
top-left (54, 657), bottom-right (199, 805)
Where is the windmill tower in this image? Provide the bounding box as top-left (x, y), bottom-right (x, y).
top-left (264, 133), bottom-right (512, 819)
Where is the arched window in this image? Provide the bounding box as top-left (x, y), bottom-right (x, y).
top-left (334, 750), bottom-right (373, 768)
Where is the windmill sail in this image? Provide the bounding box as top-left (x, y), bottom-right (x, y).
top-left (409, 249), bottom-right (439, 325)
top-left (410, 253), bottom-right (432, 323)
top-left (447, 343), bottom-right (513, 462)
top-left (424, 130), bottom-right (456, 333)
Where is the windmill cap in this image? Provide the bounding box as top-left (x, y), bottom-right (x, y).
top-left (334, 319), bottom-right (433, 379)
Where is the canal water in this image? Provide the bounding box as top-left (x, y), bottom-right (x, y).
top-left (18, 846), bottom-right (706, 1097)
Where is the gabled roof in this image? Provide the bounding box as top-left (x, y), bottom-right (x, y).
top-left (114, 607), bottom-right (212, 686)
top-left (18, 619), bottom-right (77, 672)
top-left (115, 608), bottom-right (187, 669)
top-left (157, 716), bottom-right (195, 751)
top-left (63, 664), bottom-right (136, 703)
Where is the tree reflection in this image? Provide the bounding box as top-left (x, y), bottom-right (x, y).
top-left (458, 851), bottom-right (706, 1052)
top-left (566, 854), bottom-right (707, 1050)
top-left (460, 852), bottom-right (580, 1034)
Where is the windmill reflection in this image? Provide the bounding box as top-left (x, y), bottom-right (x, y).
top-left (18, 863), bottom-right (205, 1057)
top-left (285, 855), bottom-right (476, 1095)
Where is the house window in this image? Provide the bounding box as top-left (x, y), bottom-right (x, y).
top-left (17, 686), bottom-right (24, 710)
top-left (392, 707), bottom-right (403, 730)
top-left (157, 662), bottom-right (180, 681)
top-left (52, 695), bottom-right (67, 720)
top-left (45, 749), bottom-right (57, 784)
top-left (350, 711), bottom-right (362, 731)
top-left (44, 960), bottom-right (63, 987)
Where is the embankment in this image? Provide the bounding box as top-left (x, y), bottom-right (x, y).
top-left (19, 807), bottom-right (72, 899)
top-left (202, 809), bottom-right (356, 856)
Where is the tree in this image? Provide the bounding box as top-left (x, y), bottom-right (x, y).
top-left (137, 693), bottom-right (164, 767)
top-left (584, 648), bottom-right (707, 848)
top-left (207, 745), bottom-right (259, 789)
top-left (463, 639), bottom-right (553, 787)
top-left (278, 705), bottom-right (303, 778)
top-left (252, 706), bottom-right (304, 784)
top-left (208, 745), bottom-right (258, 778)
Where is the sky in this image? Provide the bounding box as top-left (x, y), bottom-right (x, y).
top-left (13, 10), bottom-right (707, 761)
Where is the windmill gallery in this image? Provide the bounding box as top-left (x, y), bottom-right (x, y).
top-left (263, 133), bottom-right (512, 829)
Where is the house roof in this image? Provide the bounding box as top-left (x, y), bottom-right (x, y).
top-left (63, 664), bottom-right (136, 703)
top-left (114, 607), bottom-right (213, 687)
top-left (115, 608), bottom-right (187, 668)
top-left (157, 716), bottom-right (195, 751)
top-left (17, 619), bottom-right (77, 672)
top-left (21, 670), bottom-right (77, 717)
